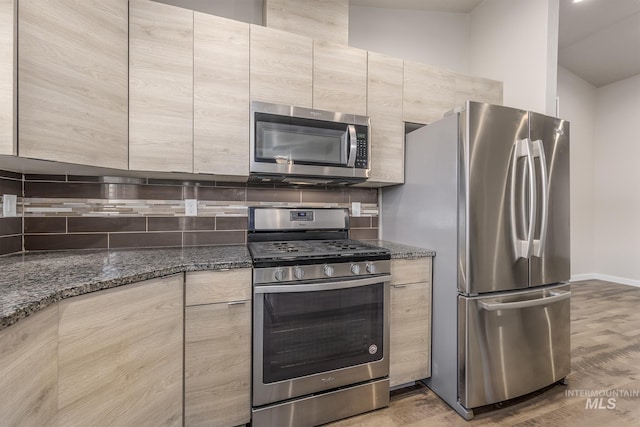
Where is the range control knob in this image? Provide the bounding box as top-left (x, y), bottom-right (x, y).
top-left (350, 264), bottom-right (361, 275)
top-left (293, 267), bottom-right (305, 280)
top-left (366, 263), bottom-right (376, 274)
top-left (323, 265), bottom-right (335, 277)
top-left (274, 268), bottom-right (286, 281)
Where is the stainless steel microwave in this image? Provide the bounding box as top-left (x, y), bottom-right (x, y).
top-left (250, 101), bottom-right (371, 185)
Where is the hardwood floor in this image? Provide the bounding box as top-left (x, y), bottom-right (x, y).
top-left (329, 280), bottom-right (640, 426)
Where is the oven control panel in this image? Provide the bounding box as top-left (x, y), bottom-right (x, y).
top-left (253, 260), bottom-right (391, 285)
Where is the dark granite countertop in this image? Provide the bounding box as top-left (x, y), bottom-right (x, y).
top-left (0, 241), bottom-right (433, 331)
top-left (368, 240), bottom-right (436, 259)
top-left (0, 246), bottom-right (251, 331)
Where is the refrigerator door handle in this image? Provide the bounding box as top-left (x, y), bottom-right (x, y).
top-left (510, 138), bottom-right (536, 258)
top-left (531, 139), bottom-right (549, 257)
top-left (479, 290), bottom-right (570, 311)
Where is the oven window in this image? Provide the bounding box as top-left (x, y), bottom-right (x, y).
top-left (262, 283), bottom-right (384, 384)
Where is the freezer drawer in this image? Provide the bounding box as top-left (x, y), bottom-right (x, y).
top-left (459, 284), bottom-right (570, 409)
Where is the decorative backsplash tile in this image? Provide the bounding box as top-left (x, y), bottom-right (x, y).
top-left (0, 171), bottom-right (23, 256)
top-left (14, 173), bottom-right (380, 252)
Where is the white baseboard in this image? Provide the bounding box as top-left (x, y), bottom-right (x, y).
top-left (570, 273), bottom-right (640, 288)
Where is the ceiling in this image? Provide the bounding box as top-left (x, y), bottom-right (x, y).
top-left (351, 0), bottom-right (640, 87)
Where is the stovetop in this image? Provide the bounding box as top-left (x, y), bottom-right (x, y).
top-left (248, 239), bottom-right (390, 265)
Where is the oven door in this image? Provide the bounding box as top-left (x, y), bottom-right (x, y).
top-left (253, 275), bottom-right (390, 407)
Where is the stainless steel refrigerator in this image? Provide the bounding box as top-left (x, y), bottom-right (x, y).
top-left (382, 101), bottom-right (571, 419)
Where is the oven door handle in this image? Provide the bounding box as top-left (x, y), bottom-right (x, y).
top-left (254, 274), bottom-right (391, 294)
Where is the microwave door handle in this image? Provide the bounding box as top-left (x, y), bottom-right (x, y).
top-left (347, 124), bottom-right (357, 167)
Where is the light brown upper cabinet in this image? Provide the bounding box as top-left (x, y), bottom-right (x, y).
top-left (194, 13), bottom-right (250, 178)
top-left (250, 25), bottom-right (313, 108)
top-left (366, 52), bottom-right (404, 185)
top-left (57, 275), bottom-right (184, 426)
top-left (454, 73), bottom-right (504, 107)
top-left (18, 0), bottom-right (128, 168)
top-left (264, 0), bottom-right (349, 45)
top-left (313, 41), bottom-right (367, 115)
top-left (0, 0), bottom-right (14, 156)
top-left (403, 60), bottom-right (456, 125)
top-left (129, 0), bottom-right (193, 173)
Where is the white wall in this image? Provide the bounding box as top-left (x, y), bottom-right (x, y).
top-left (557, 67), bottom-right (597, 278)
top-left (469, 0), bottom-right (559, 115)
top-left (349, 6), bottom-right (470, 73)
top-left (593, 74), bottom-right (640, 285)
top-left (154, 0), bottom-right (262, 24)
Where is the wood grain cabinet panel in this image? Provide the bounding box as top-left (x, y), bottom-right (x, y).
top-left (18, 0), bottom-right (128, 168)
top-left (250, 25), bottom-right (313, 108)
top-left (403, 60), bottom-right (456, 125)
top-left (57, 275), bottom-right (184, 426)
top-left (129, 0), bottom-right (193, 173)
top-left (194, 13), bottom-right (249, 177)
top-left (0, 305), bottom-right (58, 426)
top-left (390, 280), bottom-right (432, 387)
top-left (186, 269), bottom-right (252, 306)
top-left (390, 257), bottom-right (432, 387)
top-left (0, 0), bottom-right (14, 155)
top-left (366, 52), bottom-right (404, 185)
top-left (454, 73), bottom-right (504, 107)
top-left (264, 0), bottom-right (348, 45)
top-left (313, 41), bottom-right (367, 115)
top-left (185, 301), bottom-right (251, 427)
top-left (184, 269), bottom-right (252, 426)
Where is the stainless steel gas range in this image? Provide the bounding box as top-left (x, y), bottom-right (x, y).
top-left (248, 207), bottom-right (391, 427)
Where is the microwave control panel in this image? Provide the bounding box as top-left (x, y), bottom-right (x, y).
top-left (354, 125), bottom-right (369, 169)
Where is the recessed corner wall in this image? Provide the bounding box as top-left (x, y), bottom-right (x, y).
top-left (594, 73), bottom-right (640, 283)
top-left (469, 0), bottom-right (559, 115)
top-left (557, 66), bottom-right (597, 277)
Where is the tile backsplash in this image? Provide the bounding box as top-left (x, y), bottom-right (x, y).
top-left (13, 173), bottom-right (379, 252)
top-left (0, 170), bottom-right (23, 256)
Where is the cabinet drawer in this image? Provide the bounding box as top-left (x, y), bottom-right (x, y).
top-left (185, 269), bottom-right (252, 306)
top-left (391, 258), bottom-right (431, 286)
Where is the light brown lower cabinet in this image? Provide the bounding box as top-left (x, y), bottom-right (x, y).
top-left (0, 304), bottom-right (58, 426)
top-left (389, 258), bottom-right (432, 387)
top-left (57, 275), bottom-right (184, 426)
top-left (185, 269), bottom-right (252, 427)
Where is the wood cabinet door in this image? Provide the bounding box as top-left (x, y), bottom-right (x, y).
top-left (313, 41), bottom-right (367, 115)
top-left (185, 301), bottom-right (251, 427)
top-left (0, 305), bottom-right (58, 426)
top-left (194, 13), bottom-right (249, 177)
top-left (129, 0), bottom-right (193, 173)
top-left (58, 275), bottom-right (184, 426)
top-left (390, 280), bottom-right (432, 387)
top-left (366, 52), bottom-right (404, 185)
top-left (454, 73), bottom-right (504, 107)
top-left (403, 60), bottom-right (456, 125)
top-left (390, 258), bottom-right (432, 387)
top-left (0, 0), bottom-right (14, 155)
top-left (18, 0), bottom-right (128, 168)
top-left (250, 25), bottom-right (313, 108)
